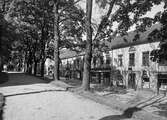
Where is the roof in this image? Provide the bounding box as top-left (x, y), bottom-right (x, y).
top-left (59, 49), bottom-right (84, 59)
top-left (60, 24), bottom-right (162, 59)
top-left (106, 24), bottom-right (162, 49)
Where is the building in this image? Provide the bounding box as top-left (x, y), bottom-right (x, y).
top-left (46, 24), bottom-right (167, 91)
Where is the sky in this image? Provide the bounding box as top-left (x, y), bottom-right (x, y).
top-left (78, 0), bottom-right (164, 32)
top-left (144, 3), bottom-right (164, 18)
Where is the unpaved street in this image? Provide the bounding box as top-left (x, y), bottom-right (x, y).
top-left (0, 73), bottom-right (138, 120)
top-left (4, 91), bottom-right (121, 120)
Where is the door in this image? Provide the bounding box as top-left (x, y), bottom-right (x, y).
top-left (128, 73), bottom-right (136, 89)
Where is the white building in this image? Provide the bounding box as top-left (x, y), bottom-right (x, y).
top-left (48, 24), bottom-right (167, 91)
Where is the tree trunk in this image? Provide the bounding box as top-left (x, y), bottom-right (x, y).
top-left (24, 62), bottom-right (27, 73)
top-left (34, 60), bottom-right (37, 76)
top-left (53, 0), bottom-right (60, 81)
top-left (0, 30), bottom-right (2, 72)
top-left (23, 52), bottom-right (27, 73)
top-left (28, 63), bottom-right (32, 74)
top-left (81, 0), bottom-right (93, 91)
top-left (40, 25), bottom-right (46, 77)
top-left (40, 59), bottom-right (45, 77)
top-left (0, 57), bottom-right (2, 72)
top-left (26, 62), bottom-right (29, 73)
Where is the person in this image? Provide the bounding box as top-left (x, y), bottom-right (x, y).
top-left (65, 70), bottom-right (70, 80)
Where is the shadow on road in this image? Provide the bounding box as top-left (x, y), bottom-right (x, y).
top-left (99, 94), bottom-right (167, 120)
top-left (99, 107), bottom-right (142, 120)
top-left (152, 102), bottom-right (167, 118)
top-left (0, 72), bottom-right (51, 87)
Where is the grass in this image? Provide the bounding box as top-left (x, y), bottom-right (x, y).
top-left (0, 72), bottom-right (9, 84)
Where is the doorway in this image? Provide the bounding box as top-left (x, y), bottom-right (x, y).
top-left (128, 73), bottom-right (136, 89)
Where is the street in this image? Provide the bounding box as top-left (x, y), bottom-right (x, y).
top-left (0, 73), bottom-right (139, 120)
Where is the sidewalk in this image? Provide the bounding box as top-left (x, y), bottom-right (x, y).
top-left (0, 73), bottom-right (137, 120)
top-left (52, 78), bottom-right (167, 120)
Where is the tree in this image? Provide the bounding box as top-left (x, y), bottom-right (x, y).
top-left (5, 0), bottom-right (50, 75)
top-left (9, 0), bottom-right (84, 79)
top-left (8, 0), bottom-right (84, 77)
top-left (149, 10), bottom-right (167, 62)
top-left (0, 0), bottom-right (19, 72)
top-left (20, 26), bottom-right (41, 74)
top-left (81, 0), bottom-right (93, 90)
top-left (52, 0), bottom-right (85, 81)
top-left (79, 0), bottom-right (164, 91)
top-left (53, 0), bottom-right (60, 81)
top-left (1, 0), bottom-right (85, 75)
top-left (146, 7), bottom-right (167, 94)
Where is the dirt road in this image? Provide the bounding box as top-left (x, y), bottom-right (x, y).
top-left (0, 73), bottom-right (138, 120)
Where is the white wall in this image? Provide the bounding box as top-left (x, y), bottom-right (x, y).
top-left (49, 41), bottom-right (167, 90)
top-left (109, 41), bottom-right (167, 89)
top-left (110, 42), bottom-right (161, 72)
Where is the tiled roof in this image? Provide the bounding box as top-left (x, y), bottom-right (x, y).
top-left (106, 24), bottom-right (161, 49)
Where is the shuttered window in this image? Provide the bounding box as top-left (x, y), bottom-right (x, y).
top-left (129, 53), bottom-right (135, 66)
top-left (118, 54), bottom-right (123, 66)
top-left (142, 51), bottom-right (149, 66)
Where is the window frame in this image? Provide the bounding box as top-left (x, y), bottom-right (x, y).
top-left (129, 53), bottom-right (135, 66)
top-left (105, 54), bottom-right (111, 65)
top-left (142, 51), bottom-right (150, 66)
top-left (118, 54), bottom-right (123, 67)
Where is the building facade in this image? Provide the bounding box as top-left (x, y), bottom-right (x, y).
top-left (105, 41), bottom-right (167, 90)
top-left (59, 41), bottom-right (167, 91)
top-left (46, 24), bottom-right (167, 91)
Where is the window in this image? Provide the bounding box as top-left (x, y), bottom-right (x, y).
top-left (142, 70), bottom-right (150, 82)
top-left (129, 46), bottom-right (136, 52)
top-left (142, 51), bottom-right (149, 66)
top-left (118, 54), bottom-right (123, 66)
top-left (129, 53), bottom-right (135, 66)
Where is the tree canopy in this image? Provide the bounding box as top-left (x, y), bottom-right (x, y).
top-left (3, 0), bottom-right (85, 75)
top-left (0, 0), bottom-right (21, 68)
